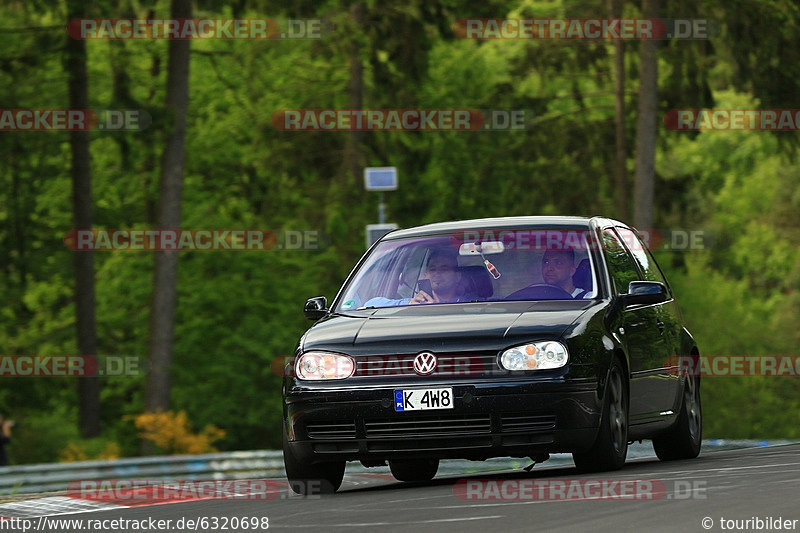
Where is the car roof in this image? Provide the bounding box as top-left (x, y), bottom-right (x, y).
top-left (386, 216), bottom-right (627, 239)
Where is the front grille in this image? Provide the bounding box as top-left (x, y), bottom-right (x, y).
top-left (500, 414), bottom-right (557, 433)
top-left (364, 414), bottom-right (492, 438)
top-left (306, 420), bottom-right (356, 440)
top-left (354, 353), bottom-right (498, 378)
top-left (305, 413), bottom-right (558, 454)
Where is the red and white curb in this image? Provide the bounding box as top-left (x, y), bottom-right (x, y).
top-left (0, 474), bottom-right (398, 519)
top-left (0, 496), bottom-right (126, 519)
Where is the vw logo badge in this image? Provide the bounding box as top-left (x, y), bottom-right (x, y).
top-left (413, 352), bottom-right (437, 375)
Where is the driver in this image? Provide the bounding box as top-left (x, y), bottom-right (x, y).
top-left (541, 248), bottom-right (585, 298)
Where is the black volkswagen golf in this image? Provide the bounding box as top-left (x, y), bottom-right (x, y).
top-left (282, 216), bottom-right (701, 494)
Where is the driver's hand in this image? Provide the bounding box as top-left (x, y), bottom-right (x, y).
top-left (410, 290), bottom-right (438, 305)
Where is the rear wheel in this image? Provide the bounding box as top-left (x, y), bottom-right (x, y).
top-left (283, 427), bottom-right (345, 495)
top-left (389, 458), bottom-right (439, 483)
top-left (573, 358), bottom-right (628, 472)
top-left (653, 372), bottom-right (702, 461)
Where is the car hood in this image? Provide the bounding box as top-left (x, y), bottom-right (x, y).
top-left (301, 300), bottom-right (597, 354)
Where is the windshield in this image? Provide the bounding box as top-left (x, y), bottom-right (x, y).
top-left (336, 228), bottom-right (599, 311)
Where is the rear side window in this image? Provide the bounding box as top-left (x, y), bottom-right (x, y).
top-left (615, 227), bottom-right (671, 293)
top-left (601, 229), bottom-right (640, 295)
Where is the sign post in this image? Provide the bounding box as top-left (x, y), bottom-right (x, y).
top-left (364, 167), bottom-right (398, 248)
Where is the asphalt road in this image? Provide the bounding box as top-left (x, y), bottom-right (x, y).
top-left (16, 444), bottom-right (800, 533)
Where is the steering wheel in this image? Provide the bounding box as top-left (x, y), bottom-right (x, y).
top-left (505, 284), bottom-right (574, 301)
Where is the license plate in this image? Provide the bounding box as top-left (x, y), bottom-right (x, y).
top-left (394, 388), bottom-right (453, 411)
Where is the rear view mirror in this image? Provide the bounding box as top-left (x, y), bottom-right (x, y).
top-left (304, 296), bottom-right (328, 320)
top-left (623, 281), bottom-right (668, 306)
top-left (459, 240), bottom-right (505, 255)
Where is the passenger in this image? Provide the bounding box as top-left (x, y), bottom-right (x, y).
top-left (362, 247), bottom-right (474, 308)
top-left (409, 248), bottom-right (472, 304)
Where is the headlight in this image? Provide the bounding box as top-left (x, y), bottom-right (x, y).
top-left (499, 341), bottom-right (568, 371)
top-left (295, 351), bottom-right (355, 380)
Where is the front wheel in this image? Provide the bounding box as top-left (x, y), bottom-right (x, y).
top-left (573, 358), bottom-right (628, 472)
top-left (283, 427), bottom-right (345, 495)
top-left (653, 372), bottom-right (702, 461)
top-left (389, 458), bottom-right (439, 483)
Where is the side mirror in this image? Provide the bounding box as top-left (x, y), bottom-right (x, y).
top-left (304, 296), bottom-right (328, 321)
top-left (623, 281), bottom-right (668, 306)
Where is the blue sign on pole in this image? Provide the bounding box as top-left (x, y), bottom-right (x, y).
top-left (364, 167), bottom-right (398, 191)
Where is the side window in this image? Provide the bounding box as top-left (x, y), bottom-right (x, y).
top-left (601, 229), bottom-right (640, 295)
top-left (615, 227), bottom-right (670, 291)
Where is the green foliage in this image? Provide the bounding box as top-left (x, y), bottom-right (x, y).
top-left (658, 90), bottom-right (800, 437)
top-left (1, 0), bottom-right (799, 463)
top-left (6, 406), bottom-right (80, 465)
top-left (666, 258), bottom-right (800, 438)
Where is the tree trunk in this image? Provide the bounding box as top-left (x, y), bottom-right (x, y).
top-left (65, 0), bottom-right (100, 438)
top-left (145, 0), bottom-right (192, 416)
top-left (633, 0), bottom-right (659, 230)
top-left (610, 0), bottom-right (628, 221)
top-left (342, 2), bottom-right (365, 184)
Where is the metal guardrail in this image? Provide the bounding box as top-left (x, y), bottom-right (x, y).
top-left (1, 440), bottom-right (796, 496)
top-left (0, 451), bottom-right (286, 496)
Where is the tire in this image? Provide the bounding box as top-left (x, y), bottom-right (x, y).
top-left (282, 427), bottom-right (345, 495)
top-left (389, 458), bottom-right (439, 483)
top-left (653, 372), bottom-right (702, 461)
top-left (573, 358), bottom-right (628, 472)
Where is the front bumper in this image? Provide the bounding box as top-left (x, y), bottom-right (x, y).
top-left (284, 375), bottom-right (602, 463)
